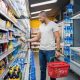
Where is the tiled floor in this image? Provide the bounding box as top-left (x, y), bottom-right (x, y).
top-left (34, 52), bottom-right (79, 80)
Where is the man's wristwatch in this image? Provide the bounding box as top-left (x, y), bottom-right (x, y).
top-left (56, 48), bottom-right (62, 53)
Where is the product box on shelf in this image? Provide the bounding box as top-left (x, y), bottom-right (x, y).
top-left (4, 66), bottom-right (22, 80)
top-left (8, 41), bottom-right (13, 50)
top-left (6, 21), bottom-right (12, 29)
top-left (0, 19), bottom-right (6, 29)
top-left (0, 59), bottom-right (7, 76)
top-left (0, 44), bottom-right (2, 55)
top-left (0, 32), bottom-right (3, 39)
top-left (9, 31), bottom-right (13, 39)
top-left (2, 43), bottom-right (8, 53)
top-left (8, 10), bottom-right (17, 23)
top-left (2, 33), bottom-right (8, 40)
top-left (63, 3), bottom-right (73, 63)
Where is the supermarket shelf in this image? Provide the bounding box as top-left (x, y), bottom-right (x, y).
top-left (64, 22), bottom-right (73, 24)
top-left (70, 47), bottom-right (80, 53)
top-left (5, 0), bottom-right (20, 17)
top-left (58, 54), bottom-right (80, 76)
top-left (70, 60), bottom-right (80, 76)
top-left (14, 43), bottom-right (21, 48)
top-left (0, 53), bottom-right (19, 79)
top-left (0, 9), bottom-right (25, 33)
top-left (0, 39), bottom-right (8, 44)
top-left (8, 38), bottom-right (14, 40)
top-left (22, 52), bottom-right (28, 80)
top-left (0, 28), bottom-right (8, 32)
top-left (24, 49), bottom-right (31, 80)
top-left (71, 11), bottom-right (80, 19)
top-left (13, 33), bottom-right (21, 37)
top-left (0, 49), bottom-right (15, 61)
top-left (0, 43), bottom-right (20, 61)
top-left (8, 28), bottom-right (14, 32)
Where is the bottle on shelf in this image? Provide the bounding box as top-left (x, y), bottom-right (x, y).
top-left (0, 44), bottom-right (2, 55)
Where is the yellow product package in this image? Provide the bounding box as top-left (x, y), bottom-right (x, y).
top-left (9, 78), bottom-right (20, 80)
top-left (6, 21), bottom-right (11, 29)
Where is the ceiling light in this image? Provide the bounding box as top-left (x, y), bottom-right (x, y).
top-left (31, 9), bottom-right (52, 15)
top-left (31, 0), bottom-right (57, 7)
top-left (31, 16), bottom-right (39, 19)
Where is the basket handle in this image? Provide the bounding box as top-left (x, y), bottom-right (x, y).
top-left (49, 56), bottom-right (56, 62)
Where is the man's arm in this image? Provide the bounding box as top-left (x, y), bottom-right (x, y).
top-left (54, 31), bottom-right (61, 57)
top-left (28, 32), bottom-right (41, 42)
top-left (54, 31), bottom-right (61, 50)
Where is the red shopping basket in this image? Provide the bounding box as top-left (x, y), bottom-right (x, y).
top-left (47, 61), bottom-right (70, 78)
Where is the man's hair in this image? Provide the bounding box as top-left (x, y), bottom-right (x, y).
top-left (39, 11), bottom-right (48, 17)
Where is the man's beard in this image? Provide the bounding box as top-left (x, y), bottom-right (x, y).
top-left (41, 20), bottom-right (45, 23)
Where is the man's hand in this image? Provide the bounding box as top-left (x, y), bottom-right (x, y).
top-left (55, 51), bottom-right (61, 58)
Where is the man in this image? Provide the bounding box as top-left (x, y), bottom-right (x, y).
top-left (28, 11), bottom-right (61, 80)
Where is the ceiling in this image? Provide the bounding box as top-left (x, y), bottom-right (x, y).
top-left (29, 0), bottom-right (70, 18)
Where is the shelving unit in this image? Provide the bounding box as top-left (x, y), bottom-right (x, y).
top-left (58, 47), bottom-right (80, 76)
top-left (31, 29), bottom-right (40, 53)
top-left (0, 49), bottom-right (15, 61)
top-left (71, 11), bottom-right (80, 19)
top-left (59, 3), bottom-right (73, 63)
top-left (0, 0), bottom-right (30, 80)
top-left (23, 49), bottom-right (31, 80)
top-left (0, 9), bottom-right (26, 34)
top-left (0, 53), bottom-right (19, 79)
top-left (5, 0), bottom-right (21, 17)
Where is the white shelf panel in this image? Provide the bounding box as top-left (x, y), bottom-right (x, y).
top-left (13, 33), bottom-right (21, 37)
top-left (24, 49), bottom-right (31, 80)
top-left (8, 28), bottom-right (14, 32)
top-left (70, 60), bottom-right (80, 76)
top-left (8, 38), bottom-right (14, 40)
top-left (14, 43), bottom-right (21, 48)
top-left (0, 39), bottom-right (8, 44)
top-left (71, 11), bottom-right (80, 19)
top-left (0, 28), bottom-right (8, 32)
top-left (70, 47), bottom-right (80, 53)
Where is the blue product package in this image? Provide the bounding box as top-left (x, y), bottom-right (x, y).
top-left (64, 56), bottom-right (70, 63)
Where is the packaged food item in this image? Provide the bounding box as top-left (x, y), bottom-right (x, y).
top-left (0, 19), bottom-right (6, 29)
top-left (9, 31), bottom-right (13, 39)
top-left (8, 41), bottom-right (13, 50)
top-left (3, 43), bottom-right (8, 53)
top-left (6, 21), bottom-right (11, 29)
top-left (0, 32), bottom-right (3, 39)
top-left (2, 33), bottom-right (7, 40)
top-left (0, 60), bottom-right (6, 76)
top-left (0, 44), bottom-right (3, 55)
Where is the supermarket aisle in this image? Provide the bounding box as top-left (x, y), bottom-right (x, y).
top-left (34, 52), bottom-right (79, 80)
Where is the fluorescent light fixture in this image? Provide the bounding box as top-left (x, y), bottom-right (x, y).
top-left (31, 9), bottom-right (52, 15)
top-left (31, 16), bottom-right (39, 19)
top-left (31, 0), bottom-right (57, 7)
